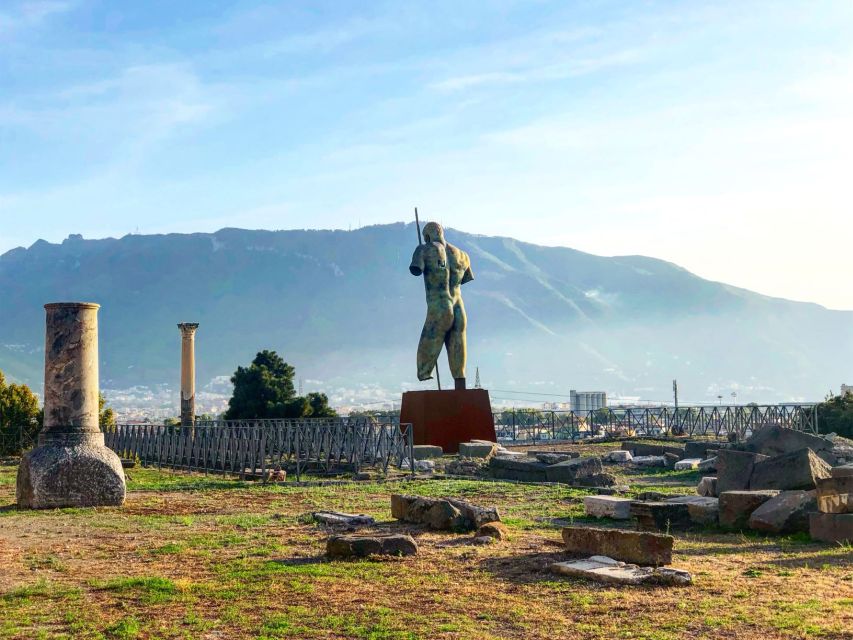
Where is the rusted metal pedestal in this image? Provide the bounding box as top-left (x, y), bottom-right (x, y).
top-left (400, 388), bottom-right (496, 454)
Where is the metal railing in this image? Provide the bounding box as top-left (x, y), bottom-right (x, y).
top-left (493, 404), bottom-right (818, 443)
top-left (104, 417), bottom-right (414, 481)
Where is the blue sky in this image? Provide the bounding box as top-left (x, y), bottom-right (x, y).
top-left (2, 1), bottom-right (852, 308)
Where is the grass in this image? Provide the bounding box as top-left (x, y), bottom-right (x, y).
top-left (0, 458), bottom-right (851, 639)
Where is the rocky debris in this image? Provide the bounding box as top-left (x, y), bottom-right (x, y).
top-left (697, 477), bottom-right (718, 497)
top-left (390, 494), bottom-right (500, 531)
top-left (488, 456), bottom-right (548, 482)
top-left (603, 450), bottom-right (633, 463)
top-left (412, 445), bottom-right (444, 460)
top-left (747, 490), bottom-right (816, 534)
top-left (664, 452), bottom-right (681, 469)
top-left (685, 441), bottom-right (717, 459)
top-left (630, 501), bottom-right (692, 532)
top-left (831, 464), bottom-right (853, 478)
top-left (312, 511), bottom-right (376, 527)
top-left (674, 458), bottom-right (702, 470)
top-left (535, 452), bottom-right (579, 465)
top-left (815, 477), bottom-right (853, 514)
top-left (545, 457), bottom-right (603, 483)
top-left (749, 448), bottom-right (831, 491)
top-left (621, 441), bottom-right (685, 458)
top-left (716, 450), bottom-right (769, 493)
top-left (401, 458), bottom-right (435, 473)
top-left (676, 496), bottom-right (719, 526)
top-left (584, 496), bottom-right (633, 520)
top-left (327, 534), bottom-right (418, 558)
top-left (743, 425), bottom-right (835, 464)
top-left (631, 455), bottom-right (667, 468)
top-left (636, 491), bottom-right (676, 501)
top-left (120, 458), bottom-right (137, 469)
top-left (809, 512), bottom-right (853, 543)
top-left (576, 473), bottom-right (618, 488)
top-left (353, 472), bottom-right (373, 481)
top-left (476, 521), bottom-right (509, 540)
top-left (698, 457), bottom-right (717, 472)
top-left (445, 458), bottom-right (487, 476)
top-left (458, 442), bottom-right (498, 459)
top-left (719, 490), bottom-right (781, 529)
top-left (562, 526), bottom-right (674, 566)
top-left (551, 556), bottom-right (692, 586)
top-left (471, 535), bottom-right (496, 545)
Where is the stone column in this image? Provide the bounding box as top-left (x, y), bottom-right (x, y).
top-left (178, 323), bottom-right (199, 426)
top-left (16, 302), bottom-right (126, 508)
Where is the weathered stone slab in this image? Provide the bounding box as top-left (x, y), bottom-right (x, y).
top-left (684, 441), bottom-right (715, 459)
top-left (412, 445), bottom-right (443, 460)
top-left (312, 511), bottom-right (376, 527)
top-left (698, 457), bottom-right (717, 472)
top-left (622, 441), bottom-right (685, 457)
top-left (664, 452), bottom-right (680, 469)
top-left (534, 452), bottom-right (578, 465)
top-left (749, 448), bottom-right (831, 491)
top-left (390, 494), bottom-right (500, 531)
top-left (551, 556), bottom-right (691, 586)
top-left (684, 497), bottom-right (719, 526)
top-left (545, 457), bottom-right (603, 483)
top-left (631, 455), bottom-right (667, 468)
top-left (476, 521), bottom-right (509, 540)
top-left (674, 458), bottom-right (702, 470)
top-left (584, 496), bottom-right (633, 520)
top-left (719, 490), bottom-right (781, 529)
top-left (630, 501), bottom-right (692, 531)
top-left (747, 490), bottom-right (816, 534)
top-left (561, 526), bottom-right (673, 566)
top-left (744, 425), bottom-right (834, 463)
top-left (327, 534), bottom-right (418, 558)
top-left (697, 476), bottom-right (718, 497)
top-left (458, 442), bottom-right (497, 458)
top-left (603, 450), bottom-right (633, 463)
top-left (488, 456), bottom-right (548, 482)
top-left (716, 449), bottom-right (768, 493)
top-left (816, 476), bottom-right (853, 514)
top-left (831, 464), bottom-right (853, 478)
top-left (809, 512), bottom-right (853, 543)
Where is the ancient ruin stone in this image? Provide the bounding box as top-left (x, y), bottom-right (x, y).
top-left (535, 452), bottom-right (578, 465)
top-left (815, 477), bottom-right (853, 514)
top-left (674, 458), bottom-right (702, 470)
top-left (743, 425), bottom-right (834, 463)
top-left (488, 456), bottom-right (549, 482)
top-left (831, 464), bottom-right (853, 478)
top-left (584, 496), bottom-right (633, 520)
top-left (631, 455), bottom-right (667, 468)
top-left (545, 457), bottom-right (603, 483)
top-left (749, 449), bottom-right (831, 491)
top-left (603, 450), bottom-right (633, 463)
top-left (747, 490), bottom-right (817, 534)
top-left (412, 445), bottom-right (444, 460)
top-left (621, 441), bottom-right (685, 457)
top-left (719, 490), bottom-right (780, 529)
top-left (561, 526), bottom-right (673, 566)
top-left (476, 521), bottom-right (509, 540)
top-left (716, 450), bottom-right (768, 493)
top-left (458, 442), bottom-right (497, 458)
top-left (630, 501), bottom-right (692, 532)
top-left (390, 494), bottom-right (499, 531)
top-left (327, 534), bottom-right (418, 558)
top-left (312, 511), bottom-right (376, 527)
top-left (17, 303), bottom-right (125, 509)
top-left (551, 556), bottom-right (691, 586)
top-left (809, 513), bottom-right (853, 543)
top-left (697, 476), bottom-right (718, 497)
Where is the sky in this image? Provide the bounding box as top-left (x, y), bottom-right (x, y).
top-left (1, 0), bottom-right (852, 309)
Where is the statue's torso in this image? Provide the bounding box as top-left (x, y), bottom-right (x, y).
top-left (412, 242), bottom-right (471, 305)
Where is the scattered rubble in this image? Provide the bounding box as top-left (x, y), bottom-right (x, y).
top-left (697, 476), bottom-right (718, 497)
top-left (603, 450), bottom-right (633, 463)
top-left (476, 521), bottom-right (509, 540)
top-left (583, 495), bottom-right (633, 520)
top-left (747, 490), bottom-right (816, 534)
top-left (551, 555), bottom-right (692, 586)
top-left (327, 534), bottom-right (418, 558)
top-left (561, 525), bottom-right (673, 566)
top-left (391, 494), bottom-right (500, 531)
top-left (631, 455), bottom-right (667, 468)
top-left (312, 511), bottom-right (376, 527)
top-left (749, 448), bottom-right (831, 491)
top-left (719, 490), bottom-right (780, 529)
top-left (674, 458), bottom-right (702, 470)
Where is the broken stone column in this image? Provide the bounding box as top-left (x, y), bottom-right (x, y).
top-left (177, 323), bottom-right (199, 427)
top-left (17, 302), bottom-right (126, 508)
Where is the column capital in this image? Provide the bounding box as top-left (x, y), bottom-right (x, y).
top-left (177, 322), bottom-right (199, 336)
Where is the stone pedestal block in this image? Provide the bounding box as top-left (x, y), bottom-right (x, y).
top-left (400, 388), bottom-right (496, 454)
top-left (16, 302), bottom-right (125, 509)
top-left (809, 512), bottom-right (853, 543)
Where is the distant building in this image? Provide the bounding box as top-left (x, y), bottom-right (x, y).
top-left (570, 390), bottom-right (607, 412)
top-left (842, 384), bottom-right (853, 397)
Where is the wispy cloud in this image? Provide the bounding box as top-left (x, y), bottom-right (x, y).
top-left (0, 0), bottom-right (73, 35)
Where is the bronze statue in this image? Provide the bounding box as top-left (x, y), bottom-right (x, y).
top-left (409, 221), bottom-right (473, 390)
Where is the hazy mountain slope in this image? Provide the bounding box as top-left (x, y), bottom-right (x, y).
top-left (0, 224), bottom-right (850, 403)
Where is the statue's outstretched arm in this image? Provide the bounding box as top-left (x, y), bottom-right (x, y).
top-left (409, 245), bottom-right (425, 276)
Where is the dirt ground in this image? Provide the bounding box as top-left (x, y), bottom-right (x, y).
top-left (0, 458), bottom-right (851, 640)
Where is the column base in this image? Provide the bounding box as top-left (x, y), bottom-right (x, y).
top-left (16, 432), bottom-right (126, 509)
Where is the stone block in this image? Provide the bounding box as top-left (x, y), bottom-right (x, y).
top-left (312, 511), bottom-right (376, 527)
top-left (631, 455), bottom-right (667, 468)
top-left (831, 464), bottom-right (853, 478)
top-left (622, 441), bottom-right (685, 457)
top-left (719, 490), bottom-right (780, 529)
top-left (545, 457), bottom-right (603, 483)
top-left (684, 441), bottom-right (715, 459)
top-left (412, 445), bottom-right (443, 460)
top-left (698, 457), bottom-right (717, 472)
top-left (476, 521), bottom-right (509, 540)
top-left (697, 476), bottom-right (718, 497)
top-left (488, 456), bottom-right (548, 482)
top-left (747, 490), bottom-right (816, 534)
top-left (327, 534), bottom-right (418, 558)
top-left (583, 496), bottom-right (633, 520)
top-left (809, 512), bottom-right (853, 544)
top-left (534, 452), bottom-right (579, 465)
top-left (390, 494), bottom-right (500, 531)
top-left (603, 450), bottom-right (633, 463)
top-left (664, 452), bottom-right (680, 469)
top-left (561, 526), bottom-right (673, 566)
top-left (744, 425), bottom-right (834, 463)
top-left (716, 449), bottom-right (768, 493)
top-left (749, 448), bottom-right (832, 491)
top-left (681, 497), bottom-right (719, 526)
top-left (458, 442), bottom-right (497, 458)
top-left (630, 501), bottom-right (692, 532)
top-left (551, 556), bottom-right (691, 586)
top-left (816, 476), bottom-right (853, 514)
top-left (674, 458), bottom-right (702, 470)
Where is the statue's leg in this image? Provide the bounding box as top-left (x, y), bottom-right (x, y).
top-left (417, 305), bottom-right (454, 381)
top-left (446, 301), bottom-right (467, 381)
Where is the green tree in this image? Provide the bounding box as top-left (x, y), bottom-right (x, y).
top-left (0, 370), bottom-right (42, 455)
top-left (815, 393), bottom-right (853, 439)
top-left (225, 351), bottom-right (336, 420)
top-left (99, 393), bottom-right (117, 429)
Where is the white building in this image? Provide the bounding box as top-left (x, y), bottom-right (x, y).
top-left (842, 384), bottom-right (853, 397)
top-left (570, 390), bottom-right (607, 412)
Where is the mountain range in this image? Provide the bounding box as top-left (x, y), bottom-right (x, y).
top-left (1, 223), bottom-right (850, 406)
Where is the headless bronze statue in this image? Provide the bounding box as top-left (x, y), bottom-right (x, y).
top-left (409, 221), bottom-right (473, 390)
